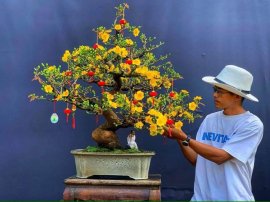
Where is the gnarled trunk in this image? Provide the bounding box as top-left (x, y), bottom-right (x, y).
top-left (91, 109), bottom-right (122, 149)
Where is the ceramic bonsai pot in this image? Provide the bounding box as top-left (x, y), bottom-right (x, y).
top-left (71, 149), bottom-right (155, 179)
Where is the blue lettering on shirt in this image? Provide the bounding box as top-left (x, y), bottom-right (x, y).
top-left (202, 132), bottom-right (230, 143)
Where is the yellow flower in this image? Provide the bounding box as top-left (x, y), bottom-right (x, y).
top-left (44, 85), bottom-right (53, 93)
top-left (55, 94), bottom-right (62, 101)
top-left (181, 89), bottom-right (189, 95)
top-left (47, 66), bottom-right (56, 72)
top-left (81, 70), bottom-right (88, 76)
top-left (99, 32), bottom-right (110, 43)
top-left (163, 79), bottom-right (172, 89)
top-left (194, 96), bottom-right (202, 101)
top-left (62, 50), bottom-right (71, 62)
top-left (120, 63), bottom-right (131, 74)
top-left (120, 48), bottom-right (128, 58)
top-left (133, 28), bottom-right (140, 37)
top-left (134, 106), bottom-right (143, 113)
top-left (145, 116), bottom-right (153, 124)
top-left (149, 78), bottom-right (159, 88)
top-left (125, 39), bottom-right (134, 46)
top-left (175, 121), bottom-right (183, 129)
top-left (96, 55), bottom-right (102, 60)
top-left (149, 124), bottom-right (158, 136)
top-left (156, 115), bottom-right (167, 127)
top-left (134, 91), bottom-right (144, 101)
top-left (114, 24), bottom-right (122, 31)
top-left (134, 121), bottom-right (144, 129)
top-left (104, 92), bottom-right (114, 100)
top-left (109, 101), bottom-right (118, 108)
top-left (62, 90), bottom-right (69, 97)
top-left (132, 58), bottom-right (141, 65)
top-left (188, 102), bottom-right (197, 111)
top-left (148, 109), bottom-right (162, 117)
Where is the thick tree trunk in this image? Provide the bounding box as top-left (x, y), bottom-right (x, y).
top-left (91, 109), bottom-right (122, 149)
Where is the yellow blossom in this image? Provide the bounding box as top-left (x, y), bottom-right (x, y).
top-left (132, 59), bottom-right (141, 65)
top-left (188, 102), bottom-right (197, 111)
top-left (62, 50), bottom-right (71, 62)
top-left (104, 92), bottom-right (114, 100)
top-left (163, 79), bottom-right (172, 89)
top-left (149, 124), bottom-right (158, 136)
top-left (44, 85), bottom-right (53, 93)
top-left (99, 32), bottom-right (110, 43)
top-left (114, 24), bottom-right (122, 31)
top-left (109, 101), bottom-right (118, 108)
top-left (148, 109), bottom-right (162, 117)
top-left (145, 116), bottom-right (153, 124)
top-left (134, 106), bottom-right (143, 113)
top-left (55, 94), bottom-right (63, 101)
top-left (133, 28), bottom-right (140, 37)
top-left (120, 63), bottom-right (131, 74)
top-left (134, 121), bottom-right (144, 129)
top-left (194, 96), bottom-right (202, 101)
top-left (156, 115), bottom-right (167, 127)
top-left (175, 121), bottom-right (183, 129)
top-left (134, 91), bottom-right (144, 101)
top-left (125, 39), bottom-right (134, 46)
top-left (120, 48), bottom-right (128, 58)
top-left (181, 89), bottom-right (189, 95)
top-left (62, 90), bottom-right (69, 97)
top-left (96, 55), bottom-right (102, 60)
top-left (47, 66), bottom-right (56, 72)
top-left (81, 70), bottom-right (88, 76)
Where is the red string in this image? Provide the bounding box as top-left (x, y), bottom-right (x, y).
top-left (72, 115), bottom-right (76, 129)
top-left (53, 100), bottom-right (56, 113)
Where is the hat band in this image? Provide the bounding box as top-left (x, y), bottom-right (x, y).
top-left (214, 78), bottom-right (250, 94)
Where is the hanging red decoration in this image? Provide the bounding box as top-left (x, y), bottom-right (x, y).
top-left (149, 90), bottom-right (158, 105)
top-left (125, 59), bottom-right (133, 65)
top-left (72, 114), bottom-right (76, 129)
top-left (65, 70), bottom-right (72, 76)
top-left (166, 119), bottom-right (174, 137)
top-left (119, 18), bottom-right (127, 25)
top-left (98, 80), bottom-right (106, 93)
top-left (64, 107), bottom-right (72, 123)
top-left (132, 99), bottom-right (138, 105)
top-left (87, 71), bottom-right (95, 77)
top-left (93, 43), bottom-right (99, 49)
top-left (169, 91), bottom-right (175, 98)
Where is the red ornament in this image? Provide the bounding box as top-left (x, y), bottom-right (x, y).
top-left (93, 43), bottom-right (99, 49)
top-left (64, 107), bottom-right (72, 123)
top-left (125, 59), bottom-right (133, 65)
top-left (119, 18), bottom-right (127, 25)
top-left (87, 71), bottom-right (95, 77)
top-left (132, 99), bottom-right (138, 105)
top-left (169, 91), bottom-right (175, 98)
top-left (98, 81), bottom-right (106, 86)
top-left (149, 91), bottom-right (158, 97)
top-left (166, 119), bottom-right (174, 125)
top-left (65, 70), bottom-right (72, 76)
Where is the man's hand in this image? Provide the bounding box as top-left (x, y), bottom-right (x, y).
top-left (163, 125), bottom-right (186, 141)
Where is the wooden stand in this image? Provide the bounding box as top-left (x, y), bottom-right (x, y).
top-left (63, 174), bottom-right (161, 201)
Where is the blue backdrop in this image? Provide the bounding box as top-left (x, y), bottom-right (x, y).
top-left (1, 0), bottom-right (270, 200)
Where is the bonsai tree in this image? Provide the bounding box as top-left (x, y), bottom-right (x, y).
top-left (29, 3), bottom-right (202, 150)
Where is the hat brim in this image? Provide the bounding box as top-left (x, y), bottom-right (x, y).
top-left (202, 76), bottom-right (259, 102)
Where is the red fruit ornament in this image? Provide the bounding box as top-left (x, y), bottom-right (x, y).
top-left (132, 99), bottom-right (138, 105)
top-left (119, 18), bottom-right (126, 25)
top-left (98, 80), bottom-right (106, 93)
top-left (64, 107), bottom-right (72, 123)
top-left (87, 71), bottom-right (95, 77)
top-left (169, 91), bottom-right (175, 98)
top-left (65, 70), bottom-right (72, 76)
top-left (93, 43), bottom-right (98, 49)
top-left (149, 90), bottom-right (158, 105)
top-left (125, 59), bottom-right (132, 65)
top-left (166, 119), bottom-right (174, 137)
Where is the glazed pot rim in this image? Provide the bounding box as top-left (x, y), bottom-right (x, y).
top-left (71, 149), bottom-right (155, 156)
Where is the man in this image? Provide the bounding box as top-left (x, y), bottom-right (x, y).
top-left (163, 65), bottom-right (264, 201)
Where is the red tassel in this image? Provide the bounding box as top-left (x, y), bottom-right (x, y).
top-left (72, 116), bottom-right (76, 129)
top-left (66, 115), bottom-right (69, 123)
top-left (169, 127), bottom-right (172, 137)
top-left (152, 97), bottom-right (155, 106)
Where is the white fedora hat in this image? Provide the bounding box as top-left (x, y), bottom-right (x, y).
top-left (202, 65), bottom-right (258, 102)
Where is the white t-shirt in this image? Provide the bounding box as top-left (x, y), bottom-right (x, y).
top-left (191, 111), bottom-right (263, 201)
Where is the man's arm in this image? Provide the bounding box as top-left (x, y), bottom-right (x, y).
top-left (163, 127), bottom-right (233, 165)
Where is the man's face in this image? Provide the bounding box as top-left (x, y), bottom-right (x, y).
top-left (212, 86), bottom-right (239, 109)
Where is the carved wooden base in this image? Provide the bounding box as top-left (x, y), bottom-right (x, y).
top-left (63, 174), bottom-right (161, 201)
